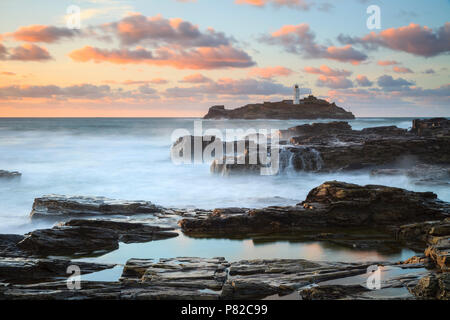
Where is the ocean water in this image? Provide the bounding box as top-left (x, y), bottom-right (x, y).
top-left (0, 117), bottom-right (448, 236)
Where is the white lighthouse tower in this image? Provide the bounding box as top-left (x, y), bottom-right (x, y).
top-left (294, 84), bottom-right (300, 104)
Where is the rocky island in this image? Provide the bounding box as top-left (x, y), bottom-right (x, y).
top-left (203, 95), bottom-right (355, 120)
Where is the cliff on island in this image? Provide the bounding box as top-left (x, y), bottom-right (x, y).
top-left (203, 95), bottom-right (355, 120)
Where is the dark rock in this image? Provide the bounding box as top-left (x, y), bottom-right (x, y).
top-left (61, 219), bottom-right (178, 243)
top-left (203, 96), bottom-right (355, 120)
top-left (29, 195), bottom-right (163, 219)
top-left (0, 257), bottom-right (114, 284)
top-left (300, 284), bottom-right (370, 300)
top-left (17, 219), bottom-right (178, 256)
top-left (410, 273), bottom-right (449, 300)
top-left (0, 170), bottom-right (21, 179)
top-left (279, 121), bottom-right (352, 140)
top-left (411, 118), bottom-right (450, 138)
top-left (17, 226), bottom-right (120, 256)
top-left (180, 181), bottom-right (448, 236)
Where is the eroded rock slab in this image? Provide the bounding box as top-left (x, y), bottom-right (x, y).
top-left (180, 181), bottom-right (448, 236)
top-left (17, 219), bottom-right (178, 256)
top-left (0, 257), bottom-right (114, 284)
top-left (30, 195), bottom-right (163, 219)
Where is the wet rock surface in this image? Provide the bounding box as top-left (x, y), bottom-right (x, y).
top-left (17, 219), bottom-right (178, 256)
top-left (180, 181), bottom-right (449, 236)
top-left (30, 195), bottom-right (163, 219)
top-left (0, 257), bottom-right (114, 284)
top-left (0, 257), bottom-right (430, 300)
top-left (208, 118), bottom-right (450, 175)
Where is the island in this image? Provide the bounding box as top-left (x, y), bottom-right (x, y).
top-left (203, 95), bottom-right (355, 120)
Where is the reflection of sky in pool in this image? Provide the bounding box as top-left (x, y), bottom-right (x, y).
top-left (78, 233), bottom-right (419, 282)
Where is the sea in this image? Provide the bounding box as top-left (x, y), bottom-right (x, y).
top-left (0, 117), bottom-right (447, 276)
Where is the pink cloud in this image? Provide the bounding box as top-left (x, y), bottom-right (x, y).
top-left (340, 23), bottom-right (450, 57)
top-left (261, 23), bottom-right (367, 64)
top-left (393, 66), bottom-right (414, 74)
top-left (180, 73), bottom-right (212, 83)
top-left (69, 45), bottom-right (255, 70)
top-left (0, 43), bottom-right (52, 61)
top-left (377, 60), bottom-right (400, 66)
top-left (248, 66), bottom-right (294, 79)
top-left (304, 65), bottom-right (351, 77)
top-left (316, 75), bottom-right (353, 89)
top-left (235, 0), bottom-right (312, 10)
top-left (5, 25), bottom-right (79, 43)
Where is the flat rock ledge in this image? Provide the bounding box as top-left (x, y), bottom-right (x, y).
top-left (30, 195), bottom-right (164, 219)
top-left (0, 257), bottom-right (432, 300)
top-left (17, 219), bottom-right (178, 256)
top-left (180, 181), bottom-right (449, 236)
top-left (0, 257), bottom-right (114, 284)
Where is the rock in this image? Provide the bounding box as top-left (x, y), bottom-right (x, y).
top-left (0, 257), bottom-right (114, 284)
top-left (0, 170), bottom-right (21, 179)
top-left (411, 118), bottom-right (450, 138)
top-left (300, 285), bottom-right (370, 300)
top-left (180, 181), bottom-right (449, 236)
top-left (171, 135), bottom-right (222, 162)
top-left (61, 219), bottom-right (178, 243)
top-left (17, 226), bottom-right (120, 256)
top-left (17, 219), bottom-right (178, 256)
top-left (410, 273), bottom-right (450, 300)
top-left (203, 96), bottom-right (355, 120)
top-left (278, 121), bottom-right (352, 140)
top-left (210, 119), bottom-right (449, 175)
top-left (29, 195), bottom-right (163, 219)
top-left (221, 259), bottom-right (378, 300)
top-left (0, 234), bottom-right (26, 257)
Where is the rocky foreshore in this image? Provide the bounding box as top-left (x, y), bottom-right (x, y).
top-left (174, 118), bottom-right (450, 176)
top-left (203, 95), bottom-right (355, 120)
top-left (0, 179), bottom-right (449, 300)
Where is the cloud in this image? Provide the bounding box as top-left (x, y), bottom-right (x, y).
top-left (235, 0), bottom-right (312, 10)
top-left (316, 75), bottom-right (353, 89)
top-left (105, 79), bottom-right (168, 85)
top-left (355, 75), bottom-right (373, 87)
top-left (5, 25), bottom-right (79, 43)
top-left (304, 65), bottom-right (351, 77)
top-left (377, 60), bottom-right (400, 66)
top-left (423, 68), bottom-right (436, 74)
top-left (165, 78), bottom-right (293, 98)
top-left (393, 66), bottom-right (413, 74)
top-left (339, 23), bottom-right (450, 57)
top-left (99, 14), bottom-right (232, 47)
top-left (180, 73), bottom-right (212, 83)
top-left (1, 71), bottom-right (16, 76)
top-left (248, 66), bottom-right (294, 79)
top-left (0, 83), bottom-right (160, 100)
top-left (69, 45), bottom-right (255, 69)
top-left (377, 75), bottom-right (414, 90)
top-left (0, 43), bottom-right (52, 61)
top-left (261, 23), bottom-right (367, 64)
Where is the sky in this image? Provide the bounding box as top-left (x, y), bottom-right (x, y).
top-left (0, 0), bottom-right (449, 117)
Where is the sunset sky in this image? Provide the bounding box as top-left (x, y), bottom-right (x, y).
top-left (0, 0), bottom-right (449, 117)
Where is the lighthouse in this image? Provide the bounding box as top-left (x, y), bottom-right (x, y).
top-left (294, 84), bottom-right (300, 104)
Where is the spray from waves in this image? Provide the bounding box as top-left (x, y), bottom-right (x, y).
top-left (279, 146), bottom-right (324, 173)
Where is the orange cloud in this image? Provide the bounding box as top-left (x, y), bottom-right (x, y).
top-left (6, 25), bottom-right (79, 43)
top-left (304, 65), bottom-right (351, 77)
top-left (248, 66), bottom-right (293, 79)
top-left (393, 66), bottom-right (414, 74)
top-left (180, 73), bottom-right (212, 83)
top-left (377, 60), bottom-right (400, 66)
top-left (69, 45), bottom-right (255, 70)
